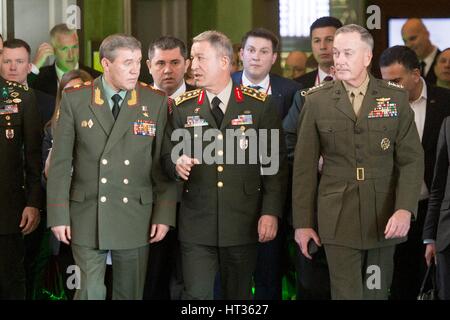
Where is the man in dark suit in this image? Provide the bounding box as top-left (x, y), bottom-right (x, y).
top-left (0, 75), bottom-right (43, 299)
top-left (28, 23), bottom-right (101, 97)
top-left (423, 117), bottom-right (450, 300)
top-left (402, 18), bottom-right (440, 85)
top-left (143, 36), bottom-right (194, 300)
top-left (231, 27), bottom-right (299, 300)
top-left (283, 16), bottom-right (342, 300)
top-left (380, 45), bottom-right (450, 299)
top-left (163, 30), bottom-right (287, 300)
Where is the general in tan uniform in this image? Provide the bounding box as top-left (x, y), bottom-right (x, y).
top-left (46, 35), bottom-right (176, 300)
top-left (292, 25), bottom-right (424, 299)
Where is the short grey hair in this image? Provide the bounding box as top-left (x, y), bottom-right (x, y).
top-left (193, 30), bottom-right (233, 63)
top-left (99, 34), bottom-right (141, 62)
top-left (335, 24), bottom-right (374, 51)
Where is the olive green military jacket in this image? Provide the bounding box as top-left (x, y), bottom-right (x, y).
top-left (292, 75), bottom-right (424, 249)
top-left (163, 85), bottom-right (288, 247)
top-left (0, 77), bottom-right (43, 234)
top-left (47, 77), bottom-right (177, 250)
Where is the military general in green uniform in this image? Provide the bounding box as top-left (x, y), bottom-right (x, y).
top-left (162, 31), bottom-right (287, 299)
top-left (46, 34), bottom-right (177, 300)
top-left (292, 25), bottom-right (424, 299)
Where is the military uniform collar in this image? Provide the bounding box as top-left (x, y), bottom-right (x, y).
top-left (101, 76), bottom-right (127, 110)
top-left (342, 74), bottom-right (370, 98)
top-left (205, 79), bottom-right (233, 112)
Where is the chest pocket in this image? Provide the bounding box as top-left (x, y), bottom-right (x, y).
top-left (317, 120), bottom-right (348, 154)
top-left (367, 119), bottom-right (397, 155)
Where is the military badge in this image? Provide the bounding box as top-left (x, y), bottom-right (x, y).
top-left (81, 120), bottom-right (88, 128)
top-left (12, 98), bottom-right (22, 104)
top-left (0, 104), bottom-right (19, 115)
top-left (239, 137), bottom-right (249, 150)
top-left (94, 87), bottom-right (104, 105)
top-left (88, 119), bottom-right (94, 128)
top-left (5, 129), bottom-right (14, 139)
top-left (133, 120), bottom-right (156, 136)
top-left (142, 106), bottom-right (148, 112)
top-left (10, 92), bottom-right (19, 98)
top-left (244, 110), bottom-right (251, 114)
top-left (231, 114), bottom-right (253, 126)
top-left (1, 87), bottom-right (8, 99)
top-left (381, 138), bottom-right (390, 151)
top-left (368, 98), bottom-right (398, 119)
top-left (128, 90), bottom-right (137, 106)
top-left (185, 116), bottom-right (209, 128)
top-left (234, 86), bottom-right (244, 103)
top-left (194, 107), bottom-right (201, 114)
top-left (143, 112), bottom-right (149, 118)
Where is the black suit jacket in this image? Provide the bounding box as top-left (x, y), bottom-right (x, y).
top-left (423, 116), bottom-right (450, 251)
top-left (424, 49), bottom-right (441, 85)
top-left (231, 71), bottom-right (301, 119)
top-left (28, 63), bottom-right (102, 97)
top-left (293, 69), bottom-right (318, 89)
top-left (33, 89), bottom-right (55, 127)
top-left (422, 85), bottom-right (450, 190)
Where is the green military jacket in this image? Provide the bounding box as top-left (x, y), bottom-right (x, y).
top-left (292, 75), bottom-right (424, 249)
top-left (163, 84), bottom-right (287, 247)
top-left (0, 77), bottom-right (43, 234)
top-left (47, 77), bottom-right (177, 250)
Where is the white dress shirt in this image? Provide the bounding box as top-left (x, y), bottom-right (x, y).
top-left (241, 72), bottom-right (272, 95)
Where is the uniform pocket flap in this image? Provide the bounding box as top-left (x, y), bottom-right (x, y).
top-left (317, 120), bottom-right (347, 133)
top-left (140, 191), bottom-right (153, 205)
top-left (69, 189), bottom-right (85, 202)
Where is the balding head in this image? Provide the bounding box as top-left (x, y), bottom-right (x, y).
top-left (284, 51), bottom-right (307, 79)
top-left (401, 18), bottom-right (433, 59)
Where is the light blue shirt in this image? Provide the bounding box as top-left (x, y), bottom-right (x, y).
top-left (102, 76), bottom-right (127, 111)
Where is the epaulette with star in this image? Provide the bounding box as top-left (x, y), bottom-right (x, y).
top-left (6, 80), bottom-right (29, 91)
top-left (139, 82), bottom-right (165, 96)
top-left (64, 81), bottom-right (93, 93)
top-left (387, 81), bottom-right (404, 89)
top-left (301, 81), bottom-right (333, 96)
top-left (240, 85), bottom-right (267, 102)
top-left (175, 89), bottom-right (202, 106)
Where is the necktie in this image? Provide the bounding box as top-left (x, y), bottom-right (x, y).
top-left (249, 85), bottom-right (263, 91)
top-left (323, 76), bottom-right (333, 82)
top-left (211, 96), bottom-right (223, 127)
top-left (420, 61), bottom-right (426, 77)
top-left (111, 94), bottom-right (122, 120)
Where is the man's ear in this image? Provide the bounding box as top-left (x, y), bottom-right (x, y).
top-left (184, 59), bottom-right (191, 74)
top-left (271, 52), bottom-right (278, 66)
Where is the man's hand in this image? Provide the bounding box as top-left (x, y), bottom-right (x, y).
top-left (149, 224), bottom-right (170, 243)
top-left (295, 228), bottom-right (321, 260)
top-left (425, 243), bottom-right (437, 267)
top-left (258, 215), bottom-right (278, 243)
top-left (33, 42), bottom-right (55, 69)
top-left (384, 209), bottom-right (412, 239)
top-left (51, 226), bottom-right (71, 245)
top-left (175, 155), bottom-right (199, 180)
top-left (20, 207), bottom-right (40, 235)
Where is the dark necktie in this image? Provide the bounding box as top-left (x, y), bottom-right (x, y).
top-left (249, 85), bottom-right (263, 91)
top-left (323, 76), bottom-right (334, 82)
top-left (420, 61), bottom-right (426, 77)
top-left (211, 96), bottom-right (223, 127)
top-left (111, 94), bottom-right (122, 120)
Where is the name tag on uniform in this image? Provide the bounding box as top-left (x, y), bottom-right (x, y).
top-left (368, 98), bottom-right (398, 118)
top-left (231, 114), bottom-right (253, 125)
top-left (0, 104), bottom-right (19, 115)
top-left (185, 116), bottom-right (209, 128)
top-left (133, 120), bottom-right (156, 136)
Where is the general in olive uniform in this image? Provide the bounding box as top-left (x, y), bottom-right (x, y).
top-left (0, 76), bottom-right (43, 299)
top-left (46, 35), bottom-right (177, 300)
top-left (293, 25), bottom-right (424, 300)
top-left (162, 31), bottom-right (287, 300)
